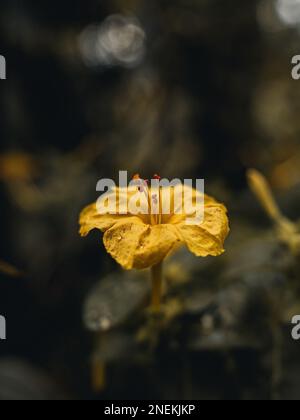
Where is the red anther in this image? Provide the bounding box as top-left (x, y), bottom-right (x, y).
top-left (153, 174), bottom-right (161, 180)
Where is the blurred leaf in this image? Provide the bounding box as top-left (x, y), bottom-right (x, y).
top-left (223, 238), bottom-right (294, 282)
top-left (83, 271), bottom-right (150, 332)
top-left (93, 331), bottom-right (137, 363)
top-left (0, 359), bottom-right (68, 401)
top-left (187, 329), bottom-right (262, 352)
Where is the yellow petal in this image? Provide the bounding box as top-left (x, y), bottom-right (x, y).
top-left (166, 189), bottom-right (218, 224)
top-left (131, 224), bottom-right (181, 269)
top-left (104, 221), bottom-right (180, 270)
top-left (176, 204), bottom-right (229, 257)
top-left (96, 186), bottom-right (151, 224)
top-left (79, 203), bottom-right (138, 236)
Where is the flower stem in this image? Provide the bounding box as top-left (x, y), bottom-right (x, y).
top-left (151, 261), bottom-right (163, 311)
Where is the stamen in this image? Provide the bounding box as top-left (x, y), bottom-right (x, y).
top-left (153, 175), bottom-right (162, 224)
top-left (152, 194), bottom-right (159, 224)
top-left (152, 194), bottom-right (158, 205)
top-left (134, 175), bottom-right (147, 193)
top-left (133, 174), bottom-right (164, 225)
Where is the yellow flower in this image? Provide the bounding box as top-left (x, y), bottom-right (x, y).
top-left (79, 176), bottom-right (229, 271)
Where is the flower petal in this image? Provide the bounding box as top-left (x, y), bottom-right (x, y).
top-left (176, 204), bottom-right (229, 257)
top-left (161, 185), bottom-right (204, 224)
top-left (165, 188), bottom-right (218, 224)
top-left (79, 203), bottom-right (138, 236)
top-left (104, 222), bottom-right (181, 270)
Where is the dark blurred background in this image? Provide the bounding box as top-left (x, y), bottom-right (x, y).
top-left (1, 0), bottom-right (300, 400)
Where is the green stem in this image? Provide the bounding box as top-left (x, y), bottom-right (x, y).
top-left (151, 261), bottom-right (163, 311)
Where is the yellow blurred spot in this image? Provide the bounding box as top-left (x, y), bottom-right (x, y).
top-left (0, 153), bottom-right (38, 182)
top-left (0, 260), bottom-right (23, 278)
